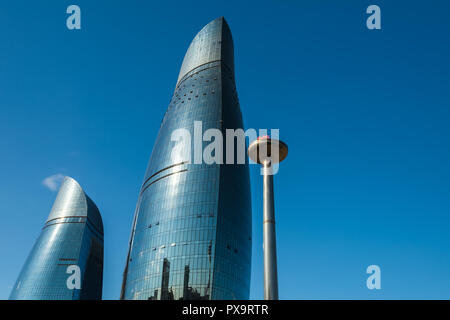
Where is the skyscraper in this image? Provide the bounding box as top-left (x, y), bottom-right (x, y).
top-left (9, 177), bottom-right (104, 300)
top-left (121, 17), bottom-right (252, 300)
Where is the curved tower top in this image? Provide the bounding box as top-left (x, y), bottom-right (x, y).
top-left (46, 176), bottom-right (103, 234)
top-left (176, 17), bottom-right (234, 86)
top-left (121, 17), bottom-right (252, 300)
top-left (10, 176), bottom-right (104, 300)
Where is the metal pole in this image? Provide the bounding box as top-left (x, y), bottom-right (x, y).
top-left (263, 161), bottom-right (279, 300)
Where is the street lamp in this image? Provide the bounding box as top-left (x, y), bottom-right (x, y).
top-left (248, 136), bottom-right (288, 300)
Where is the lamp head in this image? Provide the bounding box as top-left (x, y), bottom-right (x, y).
top-left (247, 136), bottom-right (288, 165)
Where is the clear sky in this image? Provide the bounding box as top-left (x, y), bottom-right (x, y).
top-left (1, 0), bottom-right (450, 300)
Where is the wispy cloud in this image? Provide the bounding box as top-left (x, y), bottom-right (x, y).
top-left (42, 174), bottom-right (65, 191)
top-left (68, 150), bottom-right (79, 157)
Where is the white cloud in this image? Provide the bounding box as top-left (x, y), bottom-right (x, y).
top-left (42, 174), bottom-right (65, 191)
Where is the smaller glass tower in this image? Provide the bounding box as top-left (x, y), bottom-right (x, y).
top-left (9, 177), bottom-right (104, 300)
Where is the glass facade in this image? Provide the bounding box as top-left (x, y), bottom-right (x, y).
top-left (121, 17), bottom-right (252, 300)
top-left (9, 177), bottom-right (104, 300)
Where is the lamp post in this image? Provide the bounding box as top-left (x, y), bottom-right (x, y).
top-left (248, 136), bottom-right (288, 300)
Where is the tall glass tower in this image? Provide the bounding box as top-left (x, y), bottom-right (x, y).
top-left (10, 177), bottom-right (104, 300)
top-left (121, 17), bottom-right (252, 300)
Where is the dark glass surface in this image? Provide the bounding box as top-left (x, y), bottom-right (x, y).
top-left (121, 17), bottom-right (251, 300)
top-left (9, 177), bottom-right (104, 300)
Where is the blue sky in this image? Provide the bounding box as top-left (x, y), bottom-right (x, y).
top-left (1, 0), bottom-right (450, 299)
